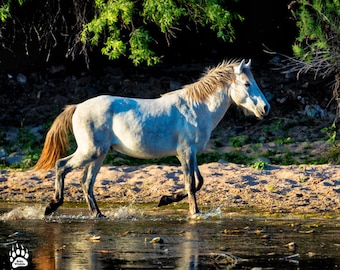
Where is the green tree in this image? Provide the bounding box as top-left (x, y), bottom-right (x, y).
top-left (0, 0), bottom-right (242, 66)
top-left (81, 0), bottom-right (242, 66)
top-left (287, 0), bottom-right (339, 122)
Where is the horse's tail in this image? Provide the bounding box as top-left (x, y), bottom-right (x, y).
top-left (34, 105), bottom-right (77, 171)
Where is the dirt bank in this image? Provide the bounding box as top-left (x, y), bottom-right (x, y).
top-left (1, 162), bottom-right (339, 214)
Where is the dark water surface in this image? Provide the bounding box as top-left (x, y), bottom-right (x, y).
top-left (0, 204), bottom-right (339, 270)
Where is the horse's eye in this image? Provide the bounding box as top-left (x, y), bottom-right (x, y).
top-left (245, 82), bottom-right (251, 87)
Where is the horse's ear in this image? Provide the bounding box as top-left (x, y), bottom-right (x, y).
top-left (234, 59), bottom-right (245, 74)
top-left (245, 59), bottom-right (252, 68)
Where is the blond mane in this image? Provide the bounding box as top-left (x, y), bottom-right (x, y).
top-left (182, 59), bottom-right (239, 103)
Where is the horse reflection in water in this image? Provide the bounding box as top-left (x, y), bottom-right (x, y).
top-left (28, 220), bottom-right (228, 269)
top-left (34, 59), bottom-right (270, 217)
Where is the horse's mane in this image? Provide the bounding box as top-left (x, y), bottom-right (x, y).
top-left (182, 59), bottom-right (239, 103)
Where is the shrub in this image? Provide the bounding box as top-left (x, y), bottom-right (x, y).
top-left (0, 0), bottom-right (242, 66)
top-left (284, 0), bottom-right (339, 122)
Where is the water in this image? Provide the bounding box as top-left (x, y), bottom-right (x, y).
top-left (0, 204), bottom-right (339, 270)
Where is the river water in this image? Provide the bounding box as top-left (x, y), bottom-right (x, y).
top-left (0, 203), bottom-right (339, 270)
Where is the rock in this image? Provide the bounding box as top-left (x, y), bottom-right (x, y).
top-left (0, 148), bottom-right (8, 158)
top-left (284, 71), bottom-right (295, 80)
top-left (6, 152), bottom-right (25, 165)
top-left (304, 105), bottom-right (327, 118)
top-left (16, 73), bottom-right (27, 84)
top-left (150, 237), bottom-right (164, 244)
top-left (4, 128), bottom-right (19, 144)
top-left (49, 65), bottom-right (65, 74)
top-left (285, 241), bottom-right (298, 251)
top-left (277, 96), bottom-right (288, 104)
top-left (29, 126), bottom-right (44, 141)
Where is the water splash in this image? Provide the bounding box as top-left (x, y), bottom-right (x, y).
top-left (0, 206), bottom-right (44, 221)
top-left (45, 213), bottom-right (92, 222)
top-left (105, 205), bottom-right (143, 220)
top-left (190, 207), bottom-right (222, 220)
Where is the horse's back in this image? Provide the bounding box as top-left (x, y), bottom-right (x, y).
top-left (71, 95), bottom-right (180, 158)
top-left (71, 94), bottom-right (211, 159)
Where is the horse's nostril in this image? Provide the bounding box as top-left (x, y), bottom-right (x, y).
top-left (264, 104), bottom-right (269, 114)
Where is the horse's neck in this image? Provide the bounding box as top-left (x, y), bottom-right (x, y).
top-left (201, 87), bottom-right (231, 130)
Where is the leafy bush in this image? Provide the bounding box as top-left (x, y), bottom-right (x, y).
top-left (285, 0), bottom-right (339, 122)
top-left (0, 0), bottom-right (242, 66)
top-left (81, 0), bottom-right (242, 66)
top-left (291, 0), bottom-right (339, 65)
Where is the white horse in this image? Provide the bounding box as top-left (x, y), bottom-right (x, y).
top-left (34, 59), bottom-right (270, 218)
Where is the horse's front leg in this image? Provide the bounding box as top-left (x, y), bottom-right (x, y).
top-left (158, 162), bottom-right (203, 211)
top-left (176, 148), bottom-right (200, 215)
top-left (184, 161), bottom-right (200, 215)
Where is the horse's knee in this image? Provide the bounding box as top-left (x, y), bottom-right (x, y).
top-left (56, 158), bottom-right (65, 167)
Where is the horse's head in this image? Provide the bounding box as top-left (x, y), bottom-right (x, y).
top-left (230, 59), bottom-right (270, 119)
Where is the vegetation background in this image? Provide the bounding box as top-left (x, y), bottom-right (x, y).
top-left (0, 0), bottom-right (339, 168)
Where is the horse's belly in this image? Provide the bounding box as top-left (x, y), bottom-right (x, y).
top-left (112, 140), bottom-right (177, 159)
top-left (111, 111), bottom-right (180, 159)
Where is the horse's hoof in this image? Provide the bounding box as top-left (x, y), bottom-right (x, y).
top-left (95, 212), bottom-right (107, 219)
top-left (44, 200), bottom-right (63, 215)
top-left (44, 205), bottom-right (53, 216)
top-left (158, 195), bottom-right (174, 207)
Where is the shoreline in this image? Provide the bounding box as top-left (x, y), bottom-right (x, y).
top-left (1, 162), bottom-right (339, 215)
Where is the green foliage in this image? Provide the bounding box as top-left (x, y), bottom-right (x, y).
top-left (142, 0), bottom-right (185, 34)
top-left (0, 2), bottom-right (10, 22)
top-left (292, 0), bottom-right (339, 62)
top-left (299, 176), bottom-right (309, 183)
top-left (1, 0), bottom-right (241, 66)
top-left (289, 0), bottom-right (339, 122)
top-left (0, 0), bottom-right (25, 22)
top-left (228, 135), bottom-right (249, 147)
top-left (323, 144), bottom-right (340, 164)
top-left (81, 0), bottom-right (241, 65)
top-left (251, 160), bottom-right (268, 170)
top-left (321, 123), bottom-right (339, 163)
top-left (321, 123), bottom-right (337, 144)
top-left (128, 28), bottom-right (160, 66)
top-left (1, 0), bottom-right (27, 21)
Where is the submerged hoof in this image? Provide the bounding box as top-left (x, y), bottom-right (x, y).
top-left (44, 200), bottom-right (63, 215)
top-left (158, 195), bottom-right (175, 207)
top-left (95, 212), bottom-right (107, 219)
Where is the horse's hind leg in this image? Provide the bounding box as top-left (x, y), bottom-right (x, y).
top-left (45, 149), bottom-right (106, 216)
top-left (81, 154), bottom-right (106, 218)
top-left (194, 163), bottom-right (204, 191)
top-left (45, 154), bottom-right (74, 215)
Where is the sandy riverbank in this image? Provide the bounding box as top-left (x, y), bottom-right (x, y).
top-left (1, 162), bottom-right (339, 215)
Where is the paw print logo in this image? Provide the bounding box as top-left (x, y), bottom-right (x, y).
top-left (9, 243), bottom-right (30, 269)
